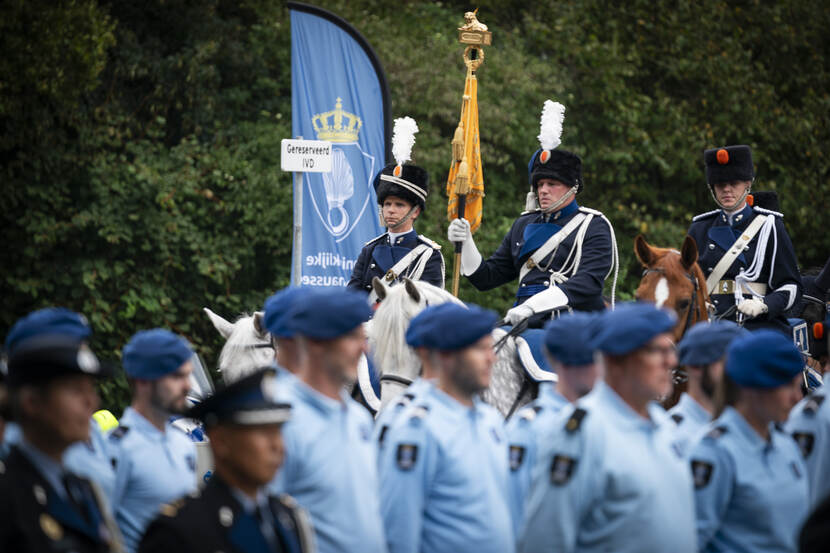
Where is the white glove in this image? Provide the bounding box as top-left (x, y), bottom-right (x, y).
top-left (505, 286), bottom-right (569, 326)
top-left (447, 218), bottom-right (482, 276)
top-left (737, 297), bottom-right (768, 318)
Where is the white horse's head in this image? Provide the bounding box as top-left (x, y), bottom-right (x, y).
top-left (204, 307), bottom-right (275, 384)
top-left (368, 277), bottom-right (463, 408)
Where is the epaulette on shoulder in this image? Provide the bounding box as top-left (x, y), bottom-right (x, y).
top-left (564, 408), bottom-right (587, 433)
top-left (692, 209), bottom-right (720, 222)
top-left (804, 394), bottom-right (826, 416)
top-left (407, 404), bottom-right (430, 425)
top-left (754, 206), bottom-right (784, 218)
top-left (705, 425), bottom-right (728, 440)
top-left (364, 232), bottom-right (387, 247)
top-left (109, 426), bottom-right (130, 441)
top-left (578, 206), bottom-right (602, 216)
top-left (518, 405), bottom-right (543, 422)
top-left (417, 235), bottom-right (441, 250)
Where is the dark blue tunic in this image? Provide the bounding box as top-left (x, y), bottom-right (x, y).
top-left (467, 202), bottom-right (614, 319)
top-left (687, 204), bottom-right (802, 332)
top-left (347, 229), bottom-right (444, 292)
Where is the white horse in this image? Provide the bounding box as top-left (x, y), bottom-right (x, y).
top-left (204, 308), bottom-right (274, 383)
top-left (370, 277), bottom-right (547, 417)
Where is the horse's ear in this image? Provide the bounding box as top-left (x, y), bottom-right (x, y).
top-left (634, 234), bottom-right (655, 267)
top-left (372, 277), bottom-right (387, 301)
top-left (204, 307), bottom-right (234, 339)
top-left (403, 277), bottom-right (421, 304)
top-left (680, 235), bottom-right (698, 271)
top-left (253, 311), bottom-right (265, 335)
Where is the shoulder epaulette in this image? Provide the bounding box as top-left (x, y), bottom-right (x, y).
top-left (417, 235), bottom-right (441, 250)
top-left (578, 206), bottom-right (602, 216)
top-left (692, 209), bottom-right (720, 222)
top-left (364, 232), bottom-right (388, 247)
top-left (564, 408), bottom-right (587, 433)
top-left (109, 426), bottom-right (130, 440)
top-left (754, 206), bottom-right (784, 218)
top-left (705, 425), bottom-right (728, 440)
top-left (804, 394), bottom-right (825, 416)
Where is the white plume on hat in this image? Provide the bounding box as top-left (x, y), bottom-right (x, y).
top-left (537, 100), bottom-right (565, 151)
top-left (391, 116), bottom-right (419, 166)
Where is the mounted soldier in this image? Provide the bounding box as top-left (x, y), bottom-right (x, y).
top-left (448, 100), bottom-right (618, 327)
top-left (348, 117), bottom-right (444, 295)
top-left (687, 145), bottom-right (802, 332)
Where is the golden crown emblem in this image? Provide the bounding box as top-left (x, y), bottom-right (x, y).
top-left (312, 98), bottom-right (362, 142)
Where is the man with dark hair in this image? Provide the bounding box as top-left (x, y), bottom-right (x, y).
top-left (379, 302), bottom-right (514, 553)
top-left (108, 329), bottom-right (197, 553)
top-left (0, 308), bottom-right (122, 552)
top-left (139, 367), bottom-right (313, 553)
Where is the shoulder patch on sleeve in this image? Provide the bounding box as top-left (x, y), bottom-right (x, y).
top-left (804, 394), bottom-right (825, 415)
top-left (753, 206), bottom-right (783, 218)
top-left (705, 425), bottom-right (728, 440)
top-left (109, 426), bottom-right (130, 440)
top-left (564, 408), bottom-right (587, 433)
top-left (578, 206), bottom-right (602, 216)
top-left (671, 413), bottom-right (684, 425)
top-left (364, 232), bottom-right (387, 247)
top-left (691, 459), bottom-right (714, 489)
top-left (549, 454), bottom-right (577, 485)
top-left (692, 209), bottom-right (720, 222)
top-left (396, 443), bottom-right (419, 470)
top-left (417, 235), bottom-right (441, 250)
top-left (793, 432), bottom-right (816, 458)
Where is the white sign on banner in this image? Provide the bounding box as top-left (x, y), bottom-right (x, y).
top-left (281, 139), bottom-right (332, 173)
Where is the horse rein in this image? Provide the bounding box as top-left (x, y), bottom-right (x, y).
top-left (641, 267), bottom-right (703, 336)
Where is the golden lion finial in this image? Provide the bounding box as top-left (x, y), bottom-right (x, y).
top-left (459, 9), bottom-right (488, 32)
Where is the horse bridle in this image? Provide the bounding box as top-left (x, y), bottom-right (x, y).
top-left (642, 267), bottom-right (703, 337)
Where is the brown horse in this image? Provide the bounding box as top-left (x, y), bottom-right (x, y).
top-left (634, 234), bottom-right (710, 408)
top-left (634, 234), bottom-right (709, 342)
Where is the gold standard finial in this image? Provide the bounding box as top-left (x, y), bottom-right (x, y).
top-left (458, 10), bottom-right (492, 45)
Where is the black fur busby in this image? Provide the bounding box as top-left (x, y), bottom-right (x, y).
top-left (704, 145), bottom-right (754, 185)
top-left (374, 163), bottom-right (429, 211)
top-left (528, 148), bottom-right (583, 193)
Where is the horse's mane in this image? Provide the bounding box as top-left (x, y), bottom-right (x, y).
top-left (217, 312), bottom-right (274, 383)
top-left (369, 281), bottom-right (462, 377)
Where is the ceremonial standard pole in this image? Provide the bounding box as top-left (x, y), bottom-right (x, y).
top-left (447, 10), bottom-right (491, 297)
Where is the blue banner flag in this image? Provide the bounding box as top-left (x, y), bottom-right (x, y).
top-left (289, 2), bottom-right (390, 288)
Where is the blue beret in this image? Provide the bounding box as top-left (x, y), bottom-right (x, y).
top-left (405, 303), bottom-right (497, 352)
top-left (5, 308), bottom-right (91, 356)
top-left (677, 321), bottom-right (746, 366)
top-left (264, 287), bottom-right (310, 338)
top-left (543, 312), bottom-right (600, 366)
top-left (592, 302), bottom-right (677, 355)
top-left (122, 329), bottom-right (194, 380)
top-left (286, 288), bottom-right (372, 339)
top-left (187, 367), bottom-right (290, 427)
top-left (726, 329), bottom-right (804, 389)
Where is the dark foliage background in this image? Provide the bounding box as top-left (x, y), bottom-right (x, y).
top-left (2, 0), bottom-right (827, 412)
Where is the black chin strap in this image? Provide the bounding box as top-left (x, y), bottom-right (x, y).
top-left (386, 205), bottom-right (419, 232)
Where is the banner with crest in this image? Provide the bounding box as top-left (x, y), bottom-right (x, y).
top-left (288, 2), bottom-right (389, 287)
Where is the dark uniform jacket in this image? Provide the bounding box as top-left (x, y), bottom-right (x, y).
top-left (138, 474), bottom-right (314, 553)
top-left (468, 202), bottom-right (614, 316)
top-left (687, 204), bottom-right (801, 332)
top-left (347, 229), bottom-right (444, 292)
top-left (0, 446), bottom-right (120, 553)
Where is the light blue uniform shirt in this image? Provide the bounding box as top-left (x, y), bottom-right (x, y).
top-left (64, 418), bottom-right (116, 504)
top-left (373, 378), bottom-right (433, 452)
top-left (519, 381), bottom-right (697, 553)
top-left (109, 407), bottom-right (197, 553)
top-left (785, 385), bottom-right (830, 507)
top-left (269, 376), bottom-right (386, 553)
top-left (668, 392), bottom-right (713, 457)
top-left (691, 406), bottom-right (809, 553)
top-left (379, 386), bottom-right (515, 553)
top-left (505, 382), bottom-right (569, 536)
